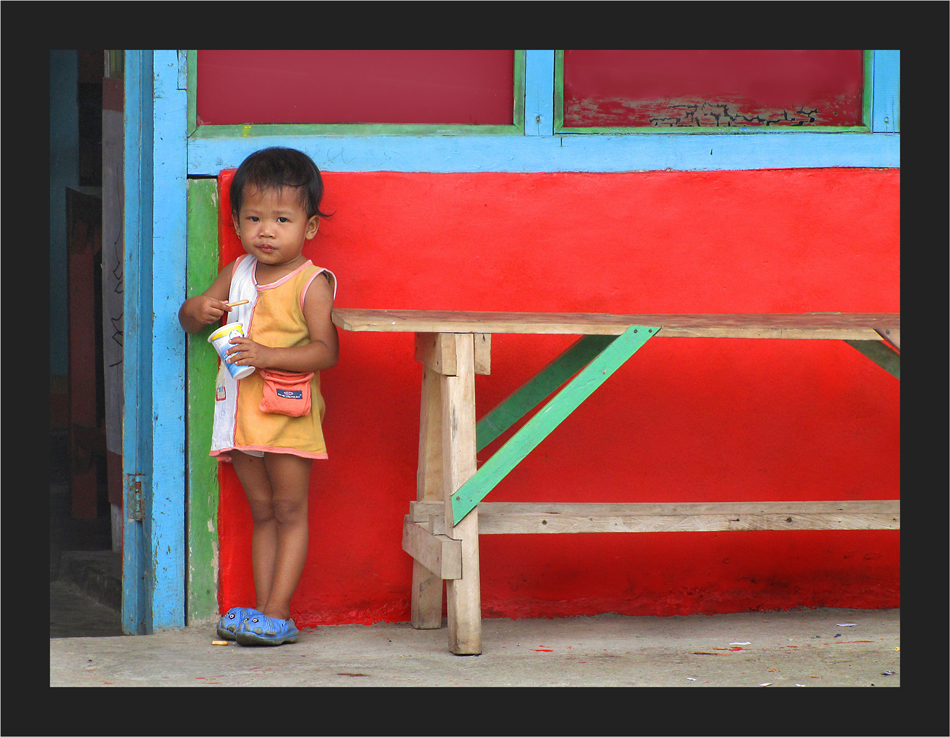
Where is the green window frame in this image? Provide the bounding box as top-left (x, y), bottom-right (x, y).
top-left (187, 50), bottom-right (526, 138)
top-left (554, 50), bottom-right (875, 135)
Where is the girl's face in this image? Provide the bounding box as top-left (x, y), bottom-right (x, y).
top-left (232, 185), bottom-right (319, 270)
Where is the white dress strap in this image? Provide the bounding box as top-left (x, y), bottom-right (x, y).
top-left (227, 255), bottom-right (258, 328)
top-left (211, 256), bottom-right (258, 457)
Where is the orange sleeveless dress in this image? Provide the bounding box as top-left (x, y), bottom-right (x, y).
top-left (210, 255), bottom-right (336, 460)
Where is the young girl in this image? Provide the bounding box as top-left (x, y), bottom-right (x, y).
top-left (179, 147), bottom-right (338, 646)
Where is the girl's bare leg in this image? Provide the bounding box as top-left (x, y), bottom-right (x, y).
top-left (231, 451), bottom-right (278, 612)
top-left (259, 452), bottom-right (312, 620)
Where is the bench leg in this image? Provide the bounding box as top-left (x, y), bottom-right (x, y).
top-left (441, 334), bottom-right (482, 655)
top-left (410, 559), bottom-right (443, 629)
top-left (411, 365), bottom-right (445, 629)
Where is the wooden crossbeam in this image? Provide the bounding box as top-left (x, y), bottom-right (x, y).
top-left (414, 332), bottom-right (491, 376)
top-left (402, 515), bottom-right (462, 579)
top-left (413, 500), bottom-right (900, 536)
top-left (451, 325), bottom-right (658, 525)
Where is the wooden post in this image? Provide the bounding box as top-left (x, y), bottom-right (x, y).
top-left (411, 361), bottom-right (446, 629)
top-left (441, 334), bottom-right (482, 655)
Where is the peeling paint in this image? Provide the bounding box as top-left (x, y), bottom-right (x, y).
top-left (565, 96), bottom-right (860, 129)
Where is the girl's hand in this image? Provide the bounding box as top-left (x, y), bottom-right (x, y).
top-left (182, 295), bottom-right (231, 329)
top-left (196, 295), bottom-right (232, 324)
top-left (226, 337), bottom-right (273, 369)
top-left (178, 259), bottom-right (238, 335)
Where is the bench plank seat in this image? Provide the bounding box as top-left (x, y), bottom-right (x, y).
top-left (333, 308), bottom-right (899, 340)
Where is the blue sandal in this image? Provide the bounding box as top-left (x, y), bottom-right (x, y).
top-left (235, 613), bottom-right (300, 646)
top-left (216, 607), bottom-right (262, 641)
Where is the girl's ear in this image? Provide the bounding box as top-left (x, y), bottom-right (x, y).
top-left (232, 213), bottom-right (241, 238)
top-left (306, 215), bottom-right (320, 239)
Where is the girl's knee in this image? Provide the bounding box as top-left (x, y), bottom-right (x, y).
top-left (247, 498), bottom-right (276, 523)
top-left (247, 498), bottom-right (305, 526)
top-left (272, 497), bottom-right (307, 526)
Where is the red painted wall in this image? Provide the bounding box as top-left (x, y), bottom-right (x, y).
top-left (216, 168), bottom-right (899, 624)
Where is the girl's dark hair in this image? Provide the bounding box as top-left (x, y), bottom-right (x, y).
top-left (230, 147), bottom-right (332, 219)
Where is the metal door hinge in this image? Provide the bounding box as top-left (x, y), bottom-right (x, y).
top-left (126, 473), bottom-right (146, 520)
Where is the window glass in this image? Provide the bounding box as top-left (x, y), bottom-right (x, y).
top-left (197, 50), bottom-right (515, 126)
top-left (562, 50), bottom-right (864, 129)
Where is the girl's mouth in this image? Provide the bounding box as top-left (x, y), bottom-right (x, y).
top-left (258, 244), bottom-right (276, 253)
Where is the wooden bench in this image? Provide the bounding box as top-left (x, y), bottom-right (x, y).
top-left (332, 309), bottom-right (900, 655)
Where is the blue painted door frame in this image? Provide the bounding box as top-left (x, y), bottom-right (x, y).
top-left (122, 50), bottom-right (188, 633)
top-left (116, 49), bottom-right (898, 634)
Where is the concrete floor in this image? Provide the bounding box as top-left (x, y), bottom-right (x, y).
top-left (49, 500), bottom-right (901, 689)
top-left (51, 604), bottom-right (899, 688)
top-left (50, 436), bottom-right (900, 689)
top-left (50, 519), bottom-right (902, 689)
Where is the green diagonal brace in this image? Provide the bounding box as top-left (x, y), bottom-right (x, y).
top-left (476, 334), bottom-right (617, 452)
top-left (452, 325), bottom-right (658, 524)
top-left (844, 339), bottom-right (900, 380)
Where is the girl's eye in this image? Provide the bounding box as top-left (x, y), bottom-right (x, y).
top-left (277, 217), bottom-right (289, 223)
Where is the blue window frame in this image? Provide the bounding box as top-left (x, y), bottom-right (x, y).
top-left (186, 50), bottom-right (898, 175)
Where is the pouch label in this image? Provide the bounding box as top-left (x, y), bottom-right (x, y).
top-left (276, 389), bottom-right (303, 400)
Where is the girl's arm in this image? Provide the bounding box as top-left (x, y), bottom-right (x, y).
top-left (178, 261), bottom-right (236, 334)
top-left (225, 273), bottom-right (339, 373)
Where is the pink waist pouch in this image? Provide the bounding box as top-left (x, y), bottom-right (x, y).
top-left (258, 369), bottom-right (314, 417)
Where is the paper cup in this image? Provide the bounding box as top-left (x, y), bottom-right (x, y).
top-left (208, 322), bottom-right (255, 380)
